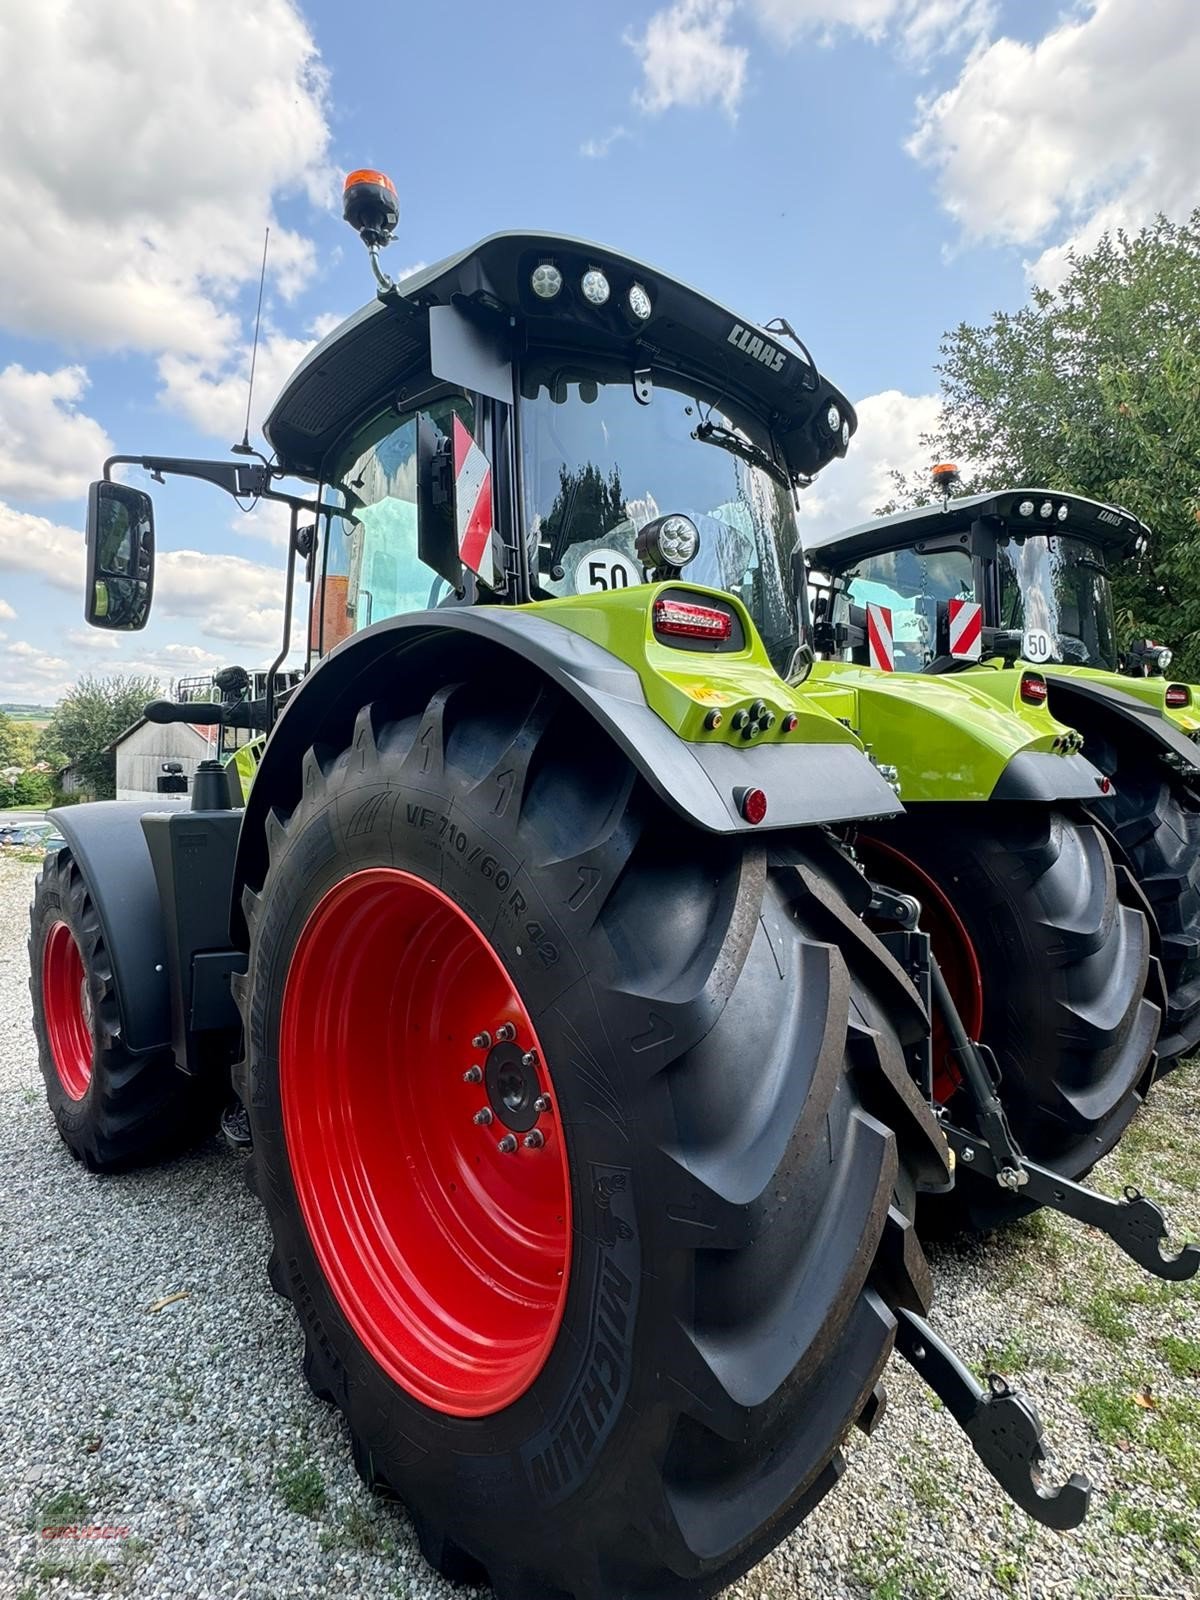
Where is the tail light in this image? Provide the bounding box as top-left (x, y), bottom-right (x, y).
top-left (1166, 684), bottom-right (1191, 709)
top-left (652, 597), bottom-right (732, 641)
top-left (1020, 673), bottom-right (1048, 705)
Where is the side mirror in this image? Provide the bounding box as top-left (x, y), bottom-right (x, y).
top-left (85, 480), bottom-right (155, 630)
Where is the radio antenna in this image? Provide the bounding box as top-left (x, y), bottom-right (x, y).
top-left (233, 226), bottom-right (270, 456)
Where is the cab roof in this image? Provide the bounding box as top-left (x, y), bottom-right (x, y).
top-left (264, 230), bottom-right (854, 483)
top-left (806, 487), bottom-right (1150, 568)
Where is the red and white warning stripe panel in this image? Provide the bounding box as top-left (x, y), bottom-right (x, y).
top-left (452, 415), bottom-right (496, 588)
top-left (948, 597), bottom-right (982, 659)
top-left (866, 602), bottom-right (894, 672)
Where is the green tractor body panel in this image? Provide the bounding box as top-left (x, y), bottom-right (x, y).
top-left (806, 658), bottom-right (1088, 802)
top-left (1034, 661), bottom-right (1200, 735)
top-left (524, 583), bottom-right (861, 749)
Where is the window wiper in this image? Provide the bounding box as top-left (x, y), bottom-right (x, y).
top-left (693, 420), bottom-right (790, 488)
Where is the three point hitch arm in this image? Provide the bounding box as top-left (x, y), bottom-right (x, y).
top-left (869, 883), bottom-right (1199, 1532)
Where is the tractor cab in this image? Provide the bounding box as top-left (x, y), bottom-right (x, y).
top-left (807, 486), bottom-right (1149, 675)
top-left (266, 217), bottom-right (855, 679)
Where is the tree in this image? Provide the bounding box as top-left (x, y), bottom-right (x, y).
top-left (1, 770), bottom-right (53, 809)
top-left (0, 712), bottom-right (37, 768)
top-left (899, 213), bottom-right (1200, 675)
top-left (43, 673), bottom-right (159, 800)
top-left (540, 463), bottom-right (627, 567)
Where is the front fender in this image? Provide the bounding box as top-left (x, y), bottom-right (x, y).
top-left (232, 606), bottom-right (905, 944)
top-left (49, 799), bottom-right (185, 1053)
top-left (806, 660), bottom-right (1102, 803)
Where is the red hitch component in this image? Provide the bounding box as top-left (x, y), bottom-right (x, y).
top-left (653, 597), bottom-right (732, 641)
top-left (1166, 684), bottom-right (1191, 709)
top-left (1019, 673), bottom-right (1048, 705)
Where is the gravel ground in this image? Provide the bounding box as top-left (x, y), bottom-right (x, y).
top-left (2, 848), bottom-right (1198, 1600)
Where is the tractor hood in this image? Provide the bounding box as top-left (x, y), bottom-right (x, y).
top-left (264, 231), bottom-right (855, 485)
top-left (806, 660), bottom-right (1107, 804)
top-left (808, 487), bottom-right (1149, 567)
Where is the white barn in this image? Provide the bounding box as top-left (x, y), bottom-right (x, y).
top-left (110, 718), bottom-right (218, 802)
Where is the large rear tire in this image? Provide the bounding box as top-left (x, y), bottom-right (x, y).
top-left (855, 806), bottom-right (1160, 1231)
top-left (1088, 767), bottom-right (1200, 1065)
top-left (237, 670), bottom-right (949, 1600)
top-left (28, 846), bottom-right (213, 1171)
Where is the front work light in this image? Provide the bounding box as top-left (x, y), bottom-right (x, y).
top-left (1017, 499), bottom-right (1035, 517)
top-left (626, 283), bottom-right (652, 320)
top-left (581, 269), bottom-right (610, 306)
top-left (637, 513), bottom-right (699, 570)
top-left (531, 263), bottom-right (563, 299)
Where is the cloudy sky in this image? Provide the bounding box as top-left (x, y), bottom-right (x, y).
top-left (1, 0), bottom-right (1197, 703)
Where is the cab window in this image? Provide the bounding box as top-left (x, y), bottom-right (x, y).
top-left (313, 394), bottom-right (475, 656)
top-left (839, 548), bottom-right (974, 670)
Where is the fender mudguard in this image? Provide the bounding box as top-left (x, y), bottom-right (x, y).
top-left (49, 799), bottom-right (186, 1054)
top-left (1045, 674), bottom-right (1200, 779)
top-left (231, 608), bottom-right (903, 942)
top-left (990, 750), bottom-right (1109, 803)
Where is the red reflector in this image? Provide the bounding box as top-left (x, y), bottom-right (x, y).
top-left (653, 598), bottom-right (732, 640)
top-left (1020, 673), bottom-right (1048, 705)
top-left (1166, 684), bottom-right (1190, 709)
top-left (735, 786), bottom-right (768, 825)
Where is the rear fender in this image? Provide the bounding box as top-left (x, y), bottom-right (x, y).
top-left (806, 660), bottom-right (1104, 803)
top-left (232, 603), bottom-right (904, 943)
top-left (1044, 673), bottom-right (1200, 786)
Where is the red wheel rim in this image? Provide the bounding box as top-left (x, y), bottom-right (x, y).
top-left (857, 838), bottom-right (985, 1103)
top-left (42, 921), bottom-right (93, 1101)
top-left (279, 868), bottom-right (572, 1417)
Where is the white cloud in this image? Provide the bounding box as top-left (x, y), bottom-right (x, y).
top-left (626, 0), bottom-right (748, 118)
top-left (581, 126), bottom-right (630, 159)
top-left (231, 498), bottom-right (296, 550)
top-left (0, 503), bottom-right (85, 593)
top-left (0, 599), bottom-right (15, 620)
top-left (907, 0), bottom-right (1200, 283)
top-left (158, 326), bottom-right (321, 443)
top-left (749, 0), bottom-right (994, 57)
top-left (797, 389), bottom-right (942, 540)
top-left (65, 628), bottom-right (120, 650)
top-left (0, 0), bottom-right (331, 361)
top-left (0, 365), bottom-right (113, 502)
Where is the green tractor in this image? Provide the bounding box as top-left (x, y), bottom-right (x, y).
top-left (25, 175), bottom-right (1196, 1596)
top-left (806, 481), bottom-right (1200, 1075)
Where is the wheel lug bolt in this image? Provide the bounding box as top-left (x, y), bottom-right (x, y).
top-left (523, 1130), bottom-right (545, 1149)
top-left (521, 1050), bottom-right (538, 1069)
top-left (472, 1032), bottom-right (492, 1049)
top-left (495, 1022), bottom-right (517, 1043)
top-left (473, 1107), bottom-right (494, 1126)
top-left (463, 1066), bottom-right (482, 1083)
top-left (533, 1094), bottom-right (552, 1114)
top-left (497, 1134), bottom-right (518, 1153)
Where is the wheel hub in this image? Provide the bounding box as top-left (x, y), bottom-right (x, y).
top-left (485, 1042), bottom-right (542, 1132)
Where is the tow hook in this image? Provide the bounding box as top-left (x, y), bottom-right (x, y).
top-left (939, 1127), bottom-right (1200, 1281)
top-left (894, 1309), bottom-right (1091, 1531)
top-left (869, 881), bottom-right (1200, 1283)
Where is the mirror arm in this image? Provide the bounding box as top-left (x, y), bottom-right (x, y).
top-left (103, 454), bottom-right (340, 521)
top-left (265, 505), bottom-right (299, 730)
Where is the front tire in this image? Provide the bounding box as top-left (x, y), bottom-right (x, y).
top-left (855, 806), bottom-right (1161, 1231)
top-left (28, 847), bottom-right (212, 1170)
top-left (238, 670), bottom-right (948, 1600)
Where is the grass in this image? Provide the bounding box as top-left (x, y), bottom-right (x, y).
top-left (275, 1447), bottom-right (327, 1519)
top-left (1081, 1289), bottom-right (1134, 1345)
top-left (32, 1487), bottom-right (91, 1528)
top-left (318, 1500), bottom-right (397, 1556)
top-left (1159, 1333), bottom-right (1200, 1377)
